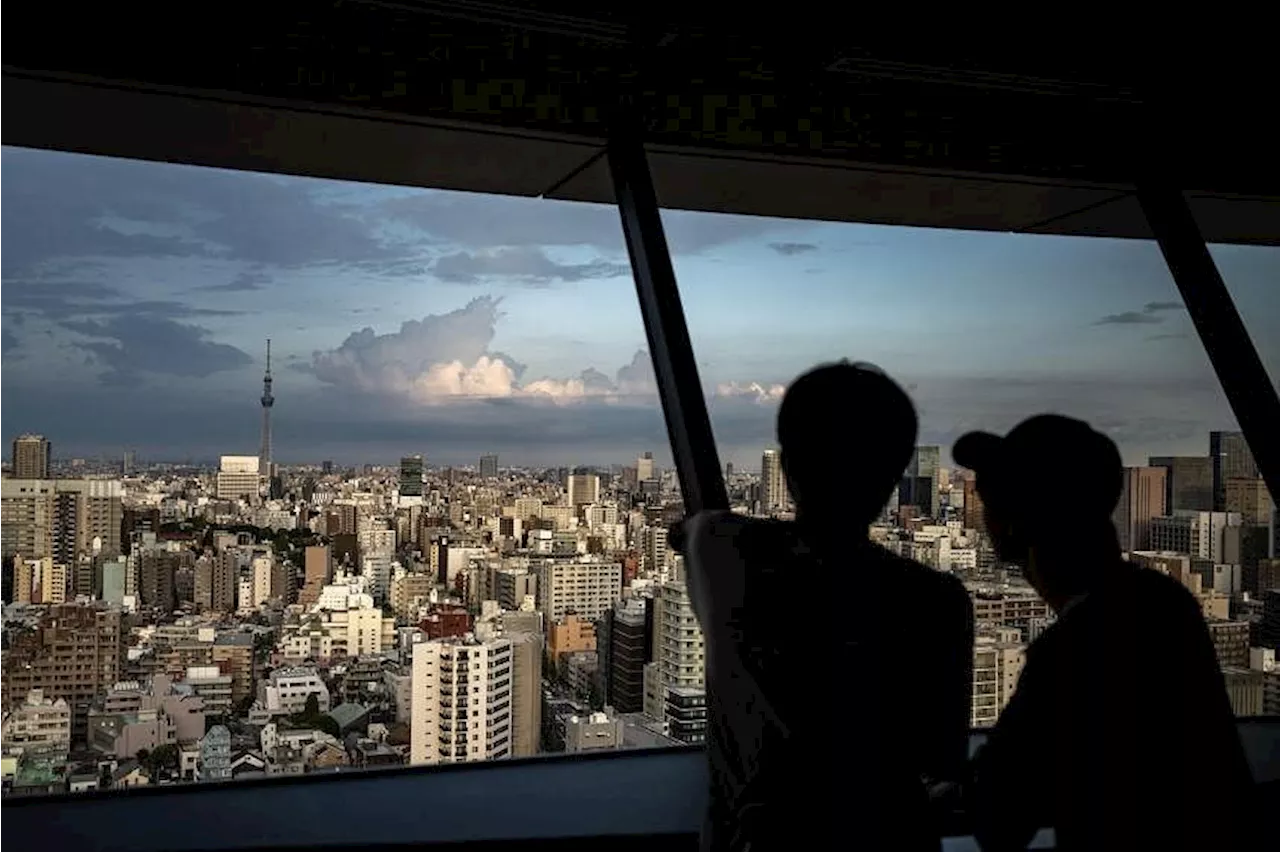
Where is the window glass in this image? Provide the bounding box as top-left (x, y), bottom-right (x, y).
top-left (668, 212), bottom-right (1275, 725)
top-left (0, 146), bottom-right (678, 794)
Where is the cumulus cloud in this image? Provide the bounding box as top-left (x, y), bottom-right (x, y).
top-left (715, 381), bottom-right (787, 404)
top-left (433, 247), bottom-right (628, 285)
top-left (309, 296), bottom-right (657, 405)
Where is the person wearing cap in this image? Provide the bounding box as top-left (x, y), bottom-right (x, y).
top-left (681, 361), bottom-right (974, 852)
top-left (955, 415), bottom-right (1256, 852)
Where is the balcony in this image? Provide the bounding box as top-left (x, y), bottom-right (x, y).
top-left (7, 720), bottom-right (1278, 851)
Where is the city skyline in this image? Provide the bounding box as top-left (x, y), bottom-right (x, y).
top-left (3, 146), bottom-right (1279, 467)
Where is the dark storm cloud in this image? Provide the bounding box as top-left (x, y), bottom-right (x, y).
top-left (62, 316), bottom-right (253, 381)
top-left (1093, 311), bottom-right (1164, 326)
top-left (382, 192), bottom-right (798, 255)
top-left (4, 277), bottom-right (243, 331)
top-left (1, 148), bottom-right (410, 276)
top-left (432, 247), bottom-right (628, 285)
top-left (769, 242), bottom-right (819, 256)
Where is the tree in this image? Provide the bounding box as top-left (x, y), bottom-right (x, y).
top-left (144, 743), bottom-right (180, 776)
top-left (304, 692), bottom-right (321, 717)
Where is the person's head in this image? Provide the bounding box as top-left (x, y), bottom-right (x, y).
top-left (777, 361), bottom-right (918, 526)
top-left (953, 414), bottom-right (1123, 603)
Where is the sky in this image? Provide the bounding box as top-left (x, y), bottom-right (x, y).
top-left (3, 146), bottom-right (1277, 469)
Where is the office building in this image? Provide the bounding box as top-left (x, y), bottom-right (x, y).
top-left (1150, 512), bottom-right (1243, 564)
top-left (899, 445), bottom-right (941, 518)
top-left (1211, 431), bottom-right (1258, 511)
top-left (760, 449), bottom-right (790, 515)
top-left (601, 596), bottom-right (653, 713)
top-left (399, 455), bottom-right (424, 497)
top-left (637, 452), bottom-right (655, 484)
top-left (1149, 456), bottom-right (1214, 512)
top-left (567, 473), bottom-right (600, 508)
top-left (479, 454), bottom-right (499, 479)
top-left (1112, 466), bottom-right (1167, 553)
top-left (11, 434), bottom-right (51, 479)
top-left (1225, 477), bottom-right (1273, 525)
top-left (216, 455), bottom-right (261, 501)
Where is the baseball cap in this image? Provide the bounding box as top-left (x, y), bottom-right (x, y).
top-left (953, 414), bottom-right (1124, 523)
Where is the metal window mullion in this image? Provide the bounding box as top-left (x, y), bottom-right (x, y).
top-left (1137, 184), bottom-right (1280, 503)
top-left (608, 135), bottom-right (728, 515)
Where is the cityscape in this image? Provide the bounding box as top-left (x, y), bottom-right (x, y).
top-left (1, 146), bottom-right (1278, 799)
top-left (2, 406), bottom-right (1278, 794)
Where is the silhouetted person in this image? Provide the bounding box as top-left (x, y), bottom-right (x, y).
top-left (682, 361), bottom-right (974, 852)
top-left (955, 415), bottom-right (1256, 852)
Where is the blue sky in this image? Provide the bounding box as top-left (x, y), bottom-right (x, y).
top-left (3, 146), bottom-right (1277, 468)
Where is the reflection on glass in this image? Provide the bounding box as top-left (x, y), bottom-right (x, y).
top-left (0, 147), bottom-right (683, 796)
top-left (667, 214), bottom-right (1279, 726)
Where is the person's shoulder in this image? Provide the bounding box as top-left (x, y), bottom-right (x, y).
top-left (872, 545), bottom-right (968, 596)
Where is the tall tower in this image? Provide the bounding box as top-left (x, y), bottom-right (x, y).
top-left (260, 339), bottom-right (274, 476)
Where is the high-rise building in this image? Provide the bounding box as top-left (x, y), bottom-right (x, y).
top-left (194, 552), bottom-right (237, 612)
top-left (1211, 431), bottom-right (1258, 511)
top-left (299, 545), bottom-right (333, 606)
top-left (1, 478), bottom-right (123, 561)
top-left (601, 596), bottom-right (653, 713)
top-left (962, 476), bottom-right (987, 534)
top-left (1112, 466), bottom-right (1167, 553)
top-left (399, 454), bottom-right (425, 497)
top-left (2, 603), bottom-right (123, 743)
top-left (139, 551), bottom-right (179, 612)
top-left (1150, 511), bottom-right (1243, 564)
top-left (1149, 456), bottom-right (1214, 512)
top-left (260, 339), bottom-right (274, 476)
top-left (637, 452), bottom-right (656, 483)
top-left (1225, 478), bottom-right (1274, 525)
top-left (11, 434), bottom-right (51, 479)
top-left (901, 446), bottom-right (941, 518)
top-left (216, 456), bottom-right (261, 501)
top-left (971, 629), bottom-right (1025, 727)
top-left (536, 559), bottom-right (623, 625)
top-left (479, 454), bottom-right (499, 479)
top-left (410, 636), bottom-right (515, 765)
top-left (642, 561), bottom-right (706, 726)
top-left (567, 473), bottom-right (600, 508)
top-left (760, 448), bottom-right (790, 515)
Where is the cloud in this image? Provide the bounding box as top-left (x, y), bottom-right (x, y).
top-left (1143, 301), bottom-right (1183, 313)
top-left (204, 271), bottom-right (270, 292)
top-left (432, 247), bottom-right (628, 285)
top-left (307, 297), bottom-right (658, 406)
top-left (715, 381), bottom-right (787, 404)
top-left (61, 316), bottom-right (253, 381)
top-left (1147, 332), bottom-right (1191, 341)
top-left (382, 192), bottom-right (802, 255)
top-left (1, 147), bottom-right (411, 277)
top-left (769, 242), bottom-right (819, 256)
top-left (1094, 311), bottom-right (1164, 326)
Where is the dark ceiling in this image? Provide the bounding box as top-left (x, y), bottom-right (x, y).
top-left (4, 3), bottom-right (1277, 240)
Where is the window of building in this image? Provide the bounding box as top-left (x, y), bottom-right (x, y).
top-left (669, 210), bottom-right (1280, 726)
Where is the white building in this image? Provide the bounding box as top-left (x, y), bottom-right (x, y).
top-left (642, 560), bottom-right (706, 722)
top-left (536, 558), bottom-right (623, 624)
top-left (2, 689), bottom-right (72, 756)
top-left (410, 636), bottom-right (513, 766)
top-left (258, 667), bottom-right (331, 716)
top-left (972, 629), bottom-right (1025, 727)
top-left (216, 455), bottom-right (260, 502)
